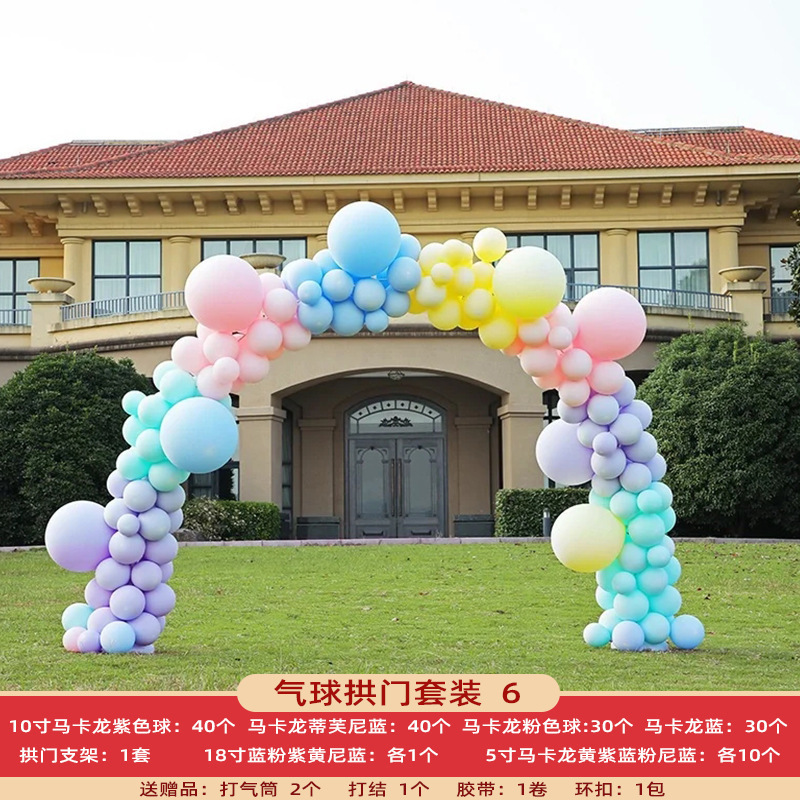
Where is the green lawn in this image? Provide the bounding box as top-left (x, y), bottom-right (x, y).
top-left (0, 541), bottom-right (798, 691)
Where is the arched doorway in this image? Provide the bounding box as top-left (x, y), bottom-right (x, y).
top-left (346, 397), bottom-right (446, 537)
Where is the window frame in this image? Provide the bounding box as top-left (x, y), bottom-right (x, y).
top-left (0, 257), bottom-right (39, 324)
top-left (201, 237), bottom-right (307, 266)
top-left (92, 240), bottom-right (162, 303)
top-left (637, 230), bottom-right (710, 294)
top-left (505, 232), bottom-right (600, 286)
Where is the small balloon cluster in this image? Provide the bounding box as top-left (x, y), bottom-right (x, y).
top-left (45, 200), bottom-right (702, 655)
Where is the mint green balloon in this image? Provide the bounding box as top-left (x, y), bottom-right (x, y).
top-left (596, 561), bottom-right (623, 591)
top-left (135, 428), bottom-right (166, 464)
top-left (138, 394), bottom-right (171, 429)
top-left (619, 541), bottom-right (647, 573)
top-left (583, 622), bottom-right (611, 647)
top-left (122, 390), bottom-right (146, 416)
top-left (123, 416), bottom-right (145, 447)
top-left (160, 369), bottom-right (197, 405)
top-left (117, 449), bottom-right (150, 481)
top-left (609, 490), bottom-right (639, 522)
top-left (637, 566), bottom-right (669, 596)
top-left (641, 611), bottom-right (670, 644)
top-left (148, 462), bottom-right (190, 493)
top-left (153, 360), bottom-right (177, 389)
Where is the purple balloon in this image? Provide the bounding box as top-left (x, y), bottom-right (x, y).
top-left (123, 480), bottom-right (157, 513)
top-left (145, 583), bottom-right (176, 616)
top-left (144, 534), bottom-right (178, 565)
top-left (646, 453), bottom-right (668, 481)
top-left (109, 585), bottom-right (146, 621)
top-left (168, 509), bottom-right (184, 533)
top-left (557, 399), bottom-right (588, 424)
top-left (77, 629), bottom-right (102, 653)
top-left (613, 377), bottom-right (637, 407)
top-left (95, 558), bottom-right (131, 591)
top-left (138, 507), bottom-right (171, 541)
top-left (590, 448), bottom-right (627, 480)
top-left (160, 561), bottom-right (174, 582)
top-left (624, 431), bottom-right (658, 463)
top-left (623, 399), bottom-right (653, 429)
top-left (620, 462), bottom-right (654, 493)
top-left (131, 560), bottom-right (164, 592)
top-left (106, 470), bottom-right (130, 499)
top-left (129, 612), bottom-right (162, 645)
top-left (45, 501), bottom-right (113, 573)
top-left (85, 578), bottom-right (112, 608)
top-left (87, 606), bottom-right (119, 633)
top-left (156, 485), bottom-right (186, 513)
top-left (535, 420), bottom-right (594, 486)
top-left (109, 532), bottom-right (146, 565)
top-left (103, 498), bottom-right (130, 529)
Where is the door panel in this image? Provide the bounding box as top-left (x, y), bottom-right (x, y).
top-left (350, 439), bottom-right (396, 537)
top-left (396, 437), bottom-right (445, 537)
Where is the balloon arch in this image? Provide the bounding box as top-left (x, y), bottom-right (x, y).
top-left (47, 202), bottom-right (705, 655)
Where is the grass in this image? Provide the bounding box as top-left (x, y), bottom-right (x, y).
top-left (0, 541), bottom-right (798, 691)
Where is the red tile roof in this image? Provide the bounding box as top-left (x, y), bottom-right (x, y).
top-left (0, 141), bottom-right (169, 175)
top-left (1, 83), bottom-right (798, 180)
top-left (635, 127), bottom-right (800, 158)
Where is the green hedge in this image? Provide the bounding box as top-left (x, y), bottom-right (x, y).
top-left (182, 499), bottom-right (281, 541)
top-left (495, 488), bottom-right (590, 537)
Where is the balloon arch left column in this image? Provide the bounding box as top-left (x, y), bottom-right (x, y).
top-left (47, 201), bottom-right (703, 655)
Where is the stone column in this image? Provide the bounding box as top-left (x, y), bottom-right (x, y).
top-left (601, 229), bottom-right (629, 286)
top-left (60, 237), bottom-right (88, 302)
top-left (298, 418), bottom-right (337, 516)
top-left (497, 404), bottom-right (546, 489)
top-left (164, 236), bottom-right (194, 293)
top-left (26, 292), bottom-right (72, 348)
top-left (712, 226), bottom-right (741, 294)
top-left (454, 416), bottom-right (493, 514)
top-left (236, 406), bottom-right (286, 505)
top-left (725, 281), bottom-right (767, 335)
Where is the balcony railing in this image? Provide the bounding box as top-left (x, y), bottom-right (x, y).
top-left (0, 308), bottom-right (31, 326)
top-left (61, 291), bottom-right (186, 323)
top-left (764, 294), bottom-right (796, 317)
top-left (564, 284), bottom-right (733, 313)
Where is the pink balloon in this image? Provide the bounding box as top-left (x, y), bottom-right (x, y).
top-left (559, 379), bottom-right (591, 407)
top-left (171, 336), bottom-right (207, 375)
top-left (281, 319), bottom-right (312, 351)
top-left (519, 344), bottom-right (559, 377)
top-left (546, 302), bottom-right (576, 333)
top-left (185, 255), bottom-right (264, 333)
top-left (260, 272), bottom-right (285, 294)
top-left (264, 288), bottom-right (298, 324)
top-left (518, 317), bottom-right (550, 346)
top-left (196, 366), bottom-right (232, 400)
top-left (548, 326), bottom-right (574, 350)
top-left (63, 627), bottom-right (85, 652)
top-left (202, 332), bottom-right (240, 363)
top-left (243, 319), bottom-right (283, 356)
top-left (532, 366), bottom-right (565, 390)
top-left (502, 337), bottom-right (525, 357)
top-left (237, 351), bottom-right (271, 383)
top-left (196, 323), bottom-right (214, 342)
top-left (589, 361), bottom-right (627, 394)
top-left (560, 348), bottom-right (593, 380)
top-left (212, 356), bottom-right (240, 384)
top-left (573, 288), bottom-right (647, 361)
top-left (535, 420), bottom-right (594, 486)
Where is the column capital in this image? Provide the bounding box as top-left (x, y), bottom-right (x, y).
top-left (605, 228), bottom-right (629, 237)
top-left (715, 226), bottom-right (742, 235)
top-left (497, 404), bottom-right (545, 421)
top-left (168, 235), bottom-right (192, 245)
top-left (461, 231), bottom-right (478, 243)
top-left (237, 406), bottom-right (287, 423)
top-left (315, 234), bottom-right (328, 244)
top-left (60, 236), bottom-right (85, 246)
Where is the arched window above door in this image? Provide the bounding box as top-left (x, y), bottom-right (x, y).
top-left (348, 398), bottom-right (444, 435)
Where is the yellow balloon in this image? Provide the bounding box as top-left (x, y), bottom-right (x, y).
top-left (463, 287), bottom-right (495, 321)
top-left (478, 312), bottom-right (518, 350)
top-left (472, 261), bottom-right (494, 290)
top-left (493, 246), bottom-right (566, 320)
top-left (430, 262), bottom-right (454, 286)
top-left (407, 294), bottom-right (426, 315)
top-left (459, 310), bottom-right (481, 330)
top-left (550, 504), bottom-right (625, 573)
top-left (419, 242), bottom-right (445, 271)
top-left (473, 227), bottom-right (508, 263)
top-left (452, 266), bottom-right (476, 296)
top-left (415, 276), bottom-right (447, 308)
top-left (442, 238), bottom-right (473, 267)
top-left (428, 298), bottom-right (462, 331)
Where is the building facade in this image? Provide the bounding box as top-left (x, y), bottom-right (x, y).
top-left (1, 83), bottom-right (798, 538)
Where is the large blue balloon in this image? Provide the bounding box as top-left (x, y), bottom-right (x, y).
top-left (327, 201), bottom-right (401, 278)
top-left (321, 268), bottom-right (355, 302)
top-left (331, 300), bottom-right (365, 336)
top-left (160, 397), bottom-right (238, 474)
top-left (298, 297), bottom-right (334, 334)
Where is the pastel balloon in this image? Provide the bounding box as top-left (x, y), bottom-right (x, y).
top-left (611, 571), bottom-right (636, 594)
top-left (327, 201), bottom-right (401, 278)
top-left (185, 255), bottom-right (263, 333)
top-left (560, 348), bottom-right (593, 380)
top-left (473, 227), bottom-right (507, 263)
top-left (387, 257), bottom-right (422, 292)
top-left (122, 390), bottom-right (146, 416)
top-left (144, 583), bottom-right (177, 617)
top-left (298, 297), bottom-right (335, 334)
top-left (461, 288), bottom-right (494, 321)
top-left (625, 431), bottom-right (658, 463)
top-left (129, 612), bottom-right (163, 646)
top-left (62, 603), bottom-right (93, 631)
top-left (108, 532), bottom-right (146, 565)
top-left (297, 279), bottom-right (323, 306)
top-left (428, 298), bottom-right (461, 331)
top-left (573, 287), bottom-right (647, 361)
top-left (212, 356), bottom-right (240, 385)
top-left (588, 361), bottom-right (627, 394)
top-left (637, 567), bottom-right (669, 596)
top-left (519, 345), bottom-right (559, 377)
top-left (613, 377), bottom-right (637, 407)
top-left (559, 379), bottom-right (591, 407)
top-left (263, 288), bottom-right (298, 324)
top-left (196, 366), bottom-right (231, 400)
top-left (95, 557), bottom-right (131, 591)
top-left (550, 504), bottom-right (625, 572)
top-left (584, 622), bottom-right (612, 647)
top-left (624, 399), bottom-right (653, 429)
top-left (590, 449), bottom-right (626, 480)
top-left (649, 585), bottom-right (682, 617)
top-left (160, 369), bottom-right (197, 405)
top-left (383, 289), bottom-right (411, 317)
top-left (613, 589), bottom-right (650, 621)
top-left (620, 462), bottom-right (654, 494)
top-left (131, 560), bottom-right (164, 592)
top-left (282, 258), bottom-right (322, 293)
top-left (160, 397), bottom-right (238, 474)
top-left (611, 620), bottom-right (645, 651)
top-left (137, 394), bottom-right (170, 429)
top-left (547, 326), bottom-right (573, 350)
top-left (46, 501), bottom-right (113, 573)
top-left (116, 449), bottom-right (150, 481)
top-left (618, 542), bottom-right (647, 573)
top-left (670, 615), bottom-right (705, 650)
top-left (156, 485), bottom-right (185, 514)
top-left (577, 419), bottom-right (606, 447)
top-left (77, 629), bottom-right (102, 653)
top-left (587, 395), bottom-right (620, 425)
top-left (592, 432), bottom-right (618, 456)
top-left (123, 416), bottom-right (145, 446)
top-left (62, 627), bottom-right (85, 652)
top-left (144, 534), bottom-right (179, 565)
top-left (87, 607), bottom-right (118, 633)
top-left (103, 498), bottom-right (129, 529)
top-left (109, 585), bottom-right (146, 621)
top-left (591, 475), bottom-right (620, 498)
top-left (331, 299), bottom-right (366, 336)
top-left (557, 400), bottom-right (588, 424)
top-left (517, 317), bottom-right (549, 346)
top-left (353, 278), bottom-right (387, 312)
top-left (149, 462), bottom-right (190, 493)
top-left (397, 234), bottom-right (421, 260)
top-left (243, 319), bottom-right (283, 356)
top-left (106, 470), bottom-right (129, 499)
top-left (85, 579), bottom-right (112, 609)
top-left (100, 620), bottom-right (136, 654)
top-left (647, 454), bottom-right (668, 481)
top-left (321, 269), bottom-right (355, 302)
top-left (365, 309), bottom-right (390, 333)
top-left (171, 336), bottom-right (208, 375)
top-left (535, 420), bottom-right (594, 486)
top-left (609, 413), bottom-right (644, 446)
top-left (641, 612), bottom-right (671, 644)
top-left (493, 247), bottom-right (566, 320)
top-left (609, 490), bottom-right (639, 522)
top-left (281, 319), bottom-right (312, 350)
top-left (138, 507), bottom-right (171, 541)
top-left (418, 242), bottom-right (445, 271)
top-left (123, 480), bottom-right (157, 513)
top-left (312, 248), bottom-right (339, 273)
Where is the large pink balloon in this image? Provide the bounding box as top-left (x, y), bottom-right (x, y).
top-left (572, 288), bottom-right (647, 361)
top-left (185, 255), bottom-right (264, 333)
top-left (46, 501), bottom-right (114, 572)
top-left (535, 420), bottom-right (594, 486)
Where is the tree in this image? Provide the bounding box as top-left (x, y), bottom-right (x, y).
top-left (0, 352), bottom-right (150, 545)
top-left (637, 325), bottom-right (800, 537)
top-left (787, 210), bottom-right (800, 325)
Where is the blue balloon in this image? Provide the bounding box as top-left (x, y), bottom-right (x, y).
top-left (353, 278), bottom-right (387, 312)
top-left (100, 620), bottom-right (136, 653)
top-left (153, 360), bottom-right (177, 389)
top-left (160, 397), bottom-right (238, 474)
top-left (297, 279), bottom-right (323, 306)
top-left (396, 233), bottom-right (422, 260)
top-left (298, 297), bottom-right (334, 334)
top-left (383, 288), bottom-right (411, 318)
top-left (123, 416), bottom-right (145, 446)
top-left (365, 309), bottom-right (389, 333)
top-left (160, 369), bottom-right (197, 405)
top-left (387, 256), bottom-right (423, 292)
top-left (321, 268), bottom-right (355, 302)
top-left (312, 248), bottom-right (339, 274)
top-left (327, 201), bottom-right (401, 278)
top-left (670, 614), bottom-right (705, 649)
top-left (331, 300), bottom-right (365, 336)
top-left (612, 620), bottom-right (645, 651)
top-left (148, 462), bottom-right (190, 493)
top-left (122, 390), bottom-right (146, 416)
top-left (281, 258), bottom-right (322, 292)
top-left (583, 622), bottom-right (611, 647)
top-left (62, 602), bottom-right (93, 631)
top-left (137, 394), bottom-right (170, 429)
top-left (640, 611), bottom-right (671, 644)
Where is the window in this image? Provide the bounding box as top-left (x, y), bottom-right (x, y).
top-left (93, 241), bottom-right (161, 315)
top-left (505, 233), bottom-right (599, 289)
top-left (348, 398), bottom-right (443, 435)
top-left (638, 231), bottom-right (709, 295)
top-left (0, 258), bottom-right (38, 325)
top-left (202, 238), bottom-right (306, 265)
top-left (770, 245), bottom-right (795, 314)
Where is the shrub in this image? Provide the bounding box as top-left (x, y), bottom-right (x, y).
top-left (495, 488), bottom-right (590, 537)
top-left (181, 498), bottom-right (280, 541)
top-left (0, 351), bottom-right (150, 546)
